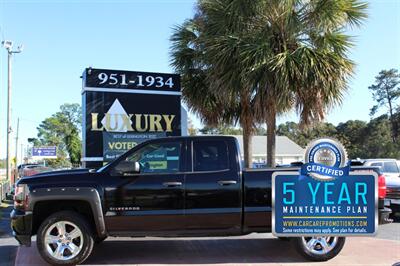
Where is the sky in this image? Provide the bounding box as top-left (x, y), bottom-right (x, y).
top-left (0, 0), bottom-right (399, 161)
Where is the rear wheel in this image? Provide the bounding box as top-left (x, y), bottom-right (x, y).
top-left (37, 211), bottom-right (94, 265)
top-left (292, 236), bottom-right (345, 261)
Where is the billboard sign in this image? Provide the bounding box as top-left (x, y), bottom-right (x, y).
top-left (82, 68), bottom-right (182, 166)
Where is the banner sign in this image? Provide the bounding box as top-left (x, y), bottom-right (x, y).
top-left (273, 172), bottom-right (377, 236)
top-left (82, 68), bottom-right (182, 166)
top-left (32, 146), bottom-right (57, 158)
top-left (103, 132), bottom-right (166, 161)
top-left (272, 138), bottom-right (377, 236)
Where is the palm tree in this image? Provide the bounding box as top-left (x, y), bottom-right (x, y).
top-left (249, 0), bottom-right (368, 166)
top-left (171, 0), bottom-right (367, 167)
top-left (170, 3), bottom-right (259, 168)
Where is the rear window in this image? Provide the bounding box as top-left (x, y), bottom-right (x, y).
top-left (193, 140), bottom-right (229, 172)
top-left (369, 161), bottom-right (399, 173)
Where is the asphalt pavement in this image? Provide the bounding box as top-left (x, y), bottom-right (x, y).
top-left (0, 200), bottom-right (18, 266)
top-left (376, 216), bottom-right (400, 241)
top-left (4, 205), bottom-right (400, 266)
top-left (15, 230), bottom-right (400, 266)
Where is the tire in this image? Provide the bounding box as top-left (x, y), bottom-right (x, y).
top-left (291, 236), bottom-right (346, 261)
top-left (37, 211), bottom-right (94, 265)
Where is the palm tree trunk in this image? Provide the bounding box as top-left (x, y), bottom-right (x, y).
top-left (266, 112), bottom-right (276, 167)
top-left (243, 126), bottom-right (253, 168)
top-left (240, 91), bottom-right (253, 168)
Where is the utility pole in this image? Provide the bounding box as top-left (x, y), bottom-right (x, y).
top-left (2, 41), bottom-right (23, 183)
top-left (15, 118), bottom-right (19, 168)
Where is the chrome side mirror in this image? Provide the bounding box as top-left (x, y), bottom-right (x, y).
top-left (113, 161), bottom-right (141, 176)
top-left (133, 162), bottom-right (140, 173)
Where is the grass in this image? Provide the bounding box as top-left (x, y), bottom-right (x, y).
top-left (0, 201), bottom-right (10, 209)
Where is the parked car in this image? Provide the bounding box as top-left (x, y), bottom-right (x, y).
top-left (362, 159), bottom-right (400, 215)
top-left (11, 136), bottom-right (391, 265)
top-left (21, 165), bottom-right (52, 177)
top-left (17, 164), bottom-right (39, 177)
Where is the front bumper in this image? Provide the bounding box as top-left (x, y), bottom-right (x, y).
top-left (10, 209), bottom-right (32, 246)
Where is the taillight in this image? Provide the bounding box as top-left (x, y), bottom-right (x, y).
top-left (378, 174), bottom-right (386, 199)
top-left (14, 184), bottom-right (29, 210)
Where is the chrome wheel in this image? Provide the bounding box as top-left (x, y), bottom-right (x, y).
top-left (302, 236), bottom-right (338, 255)
top-left (44, 221), bottom-right (83, 261)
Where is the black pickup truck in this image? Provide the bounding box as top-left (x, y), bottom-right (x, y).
top-left (11, 136), bottom-right (391, 265)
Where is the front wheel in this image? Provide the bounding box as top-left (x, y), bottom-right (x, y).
top-left (292, 236), bottom-right (345, 261)
top-left (36, 211), bottom-right (94, 265)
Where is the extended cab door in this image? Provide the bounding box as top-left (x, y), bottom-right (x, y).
top-left (104, 139), bottom-right (185, 234)
top-left (184, 138), bottom-right (242, 232)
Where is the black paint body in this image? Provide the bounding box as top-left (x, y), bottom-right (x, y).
top-left (11, 136), bottom-right (391, 245)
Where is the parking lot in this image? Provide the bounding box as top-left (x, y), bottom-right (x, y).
top-left (0, 197), bottom-right (399, 266)
top-left (14, 225), bottom-right (400, 266)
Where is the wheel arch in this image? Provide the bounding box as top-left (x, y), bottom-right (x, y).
top-left (29, 187), bottom-right (107, 238)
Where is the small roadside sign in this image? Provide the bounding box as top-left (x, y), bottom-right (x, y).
top-left (32, 146), bottom-right (57, 158)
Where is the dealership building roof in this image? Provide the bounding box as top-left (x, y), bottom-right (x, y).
top-left (231, 135), bottom-right (305, 164)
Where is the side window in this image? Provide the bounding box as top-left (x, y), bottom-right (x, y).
top-left (370, 162), bottom-right (383, 167)
top-left (193, 140), bottom-right (229, 172)
top-left (383, 162), bottom-right (399, 173)
top-left (124, 142), bottom-right (181, 173)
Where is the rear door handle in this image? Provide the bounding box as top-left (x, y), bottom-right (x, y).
top-left (218, 180), bottom-right (237, 186)
top-left (163, 181), bottom-right (182, 187)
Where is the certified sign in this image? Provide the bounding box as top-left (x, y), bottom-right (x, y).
top-left (272, 138), bottom-right (377, 236)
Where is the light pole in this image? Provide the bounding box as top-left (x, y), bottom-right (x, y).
top-left (2, 40), bottom-right (23, 183)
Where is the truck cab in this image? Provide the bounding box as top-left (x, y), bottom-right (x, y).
top-left (100, 136), bottom-right (243, 235)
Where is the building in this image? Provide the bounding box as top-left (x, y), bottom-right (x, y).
top-left (232, 135), bottom-right (305, 165)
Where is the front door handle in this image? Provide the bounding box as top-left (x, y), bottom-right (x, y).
top-left (163, 181), bottom-right (182, 187)
top-left (218, 180), bottom-right (237, 186)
